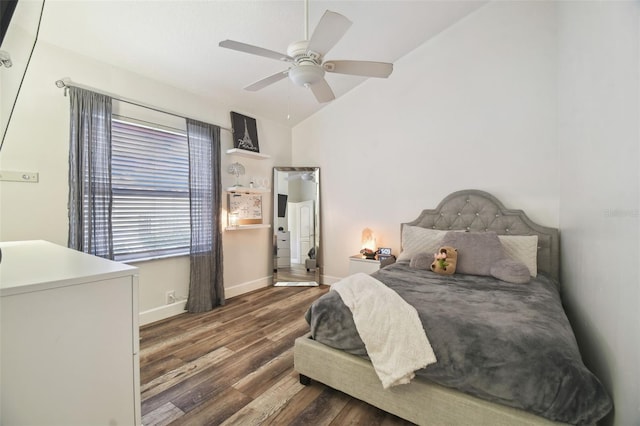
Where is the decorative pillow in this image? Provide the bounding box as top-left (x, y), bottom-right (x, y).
top-left (397, 226), bottom-right (448, 262)
top-left (498, 235), bottom-right (538, 277)
top-left (490, 258), bottom-right (531, 284)
top-left (409, 252), bottom-right (432, 270)
top-left (441, 231), bottom-right (505, 276)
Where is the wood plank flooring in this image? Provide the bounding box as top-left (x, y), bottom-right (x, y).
top-left (140, 284), bottom-right (416, 426)
top-left (273, 263), bottom-right (320, 284)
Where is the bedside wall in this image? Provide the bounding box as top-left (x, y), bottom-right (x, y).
top-left (293, 1), bottom-right (558, 281)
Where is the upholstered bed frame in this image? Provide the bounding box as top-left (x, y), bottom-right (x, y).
top-left (294, 189), bottom-right (565, 426)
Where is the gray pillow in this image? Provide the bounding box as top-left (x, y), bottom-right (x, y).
top-left (490, 258), bottom-right (531, 284)
top-left (409, 252), bottom-right (432, 270)
top-left (441, 231), bottom-right (504, 276)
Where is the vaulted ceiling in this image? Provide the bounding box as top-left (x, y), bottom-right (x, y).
top-left (39, 0), bottom-right (486, 126)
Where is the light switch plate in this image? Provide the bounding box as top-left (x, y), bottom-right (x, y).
top-left (0, 170), bottom-right (39, 183)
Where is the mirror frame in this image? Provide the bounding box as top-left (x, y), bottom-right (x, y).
top-left (272, 167), bottom-right (320, 284)
top-left (0, 0), bottom-right (45, 146)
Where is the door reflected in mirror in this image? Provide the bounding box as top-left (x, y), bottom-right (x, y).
top-left (273, 167), bottom-right (320, 286)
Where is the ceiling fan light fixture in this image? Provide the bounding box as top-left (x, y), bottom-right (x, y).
top-left (219, 7), bottom-right (393, 103)
top-left (288, 64), bottom-right (325, 88)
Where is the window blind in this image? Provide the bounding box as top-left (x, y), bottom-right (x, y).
top-left (111, 117), bottom-right (190, 261)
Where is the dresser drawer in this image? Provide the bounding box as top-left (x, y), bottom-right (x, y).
top-left (276, 238), bottom-right (290, 248)
top-left (277, 248), bottom-right (290, 258)
top-left (277, 253), bottom-right (291, 267)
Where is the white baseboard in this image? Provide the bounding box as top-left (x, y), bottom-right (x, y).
top-left (225, 275), bottom-right (273, 299)
top-left (140, 276), bottom-right (274, 326)
top-left (321, 274), bottom-right (342, 285)
top-left (139, 274), bottom-right (328, 326)
top-left (139, 300), bottom-right (187, 326)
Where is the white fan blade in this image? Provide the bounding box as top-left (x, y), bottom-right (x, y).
top-left (307, 11), bottom-right (352, 56)
top-left (310, 78), bottom-right (335, 103)
top-left (219, 40), bottom-right (293, 62)
top-left (323, 60), bottom-right (393, 78)
top-left (244, 70), bottom-right (289, 91)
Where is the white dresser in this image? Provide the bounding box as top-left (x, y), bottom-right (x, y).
top-left (275, 231), bottom-right (291, 268)
top-left (0, 240), bottom-right (141, 426)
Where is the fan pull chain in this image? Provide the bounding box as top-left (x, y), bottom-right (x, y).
top-left (287, 82), bottom-right (291, 120)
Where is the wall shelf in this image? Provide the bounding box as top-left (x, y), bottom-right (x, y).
top-left (226, 148), bottom-right (270, 160)
top-left (225, 186), bottom-right (269, 194)
top-left (225, 224), bottom-right (271, 231)
top-left (225, 148), bottom-right (270, 230)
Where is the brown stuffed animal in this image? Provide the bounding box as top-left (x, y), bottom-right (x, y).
top-left (430, 246), bottom-right (458, 275)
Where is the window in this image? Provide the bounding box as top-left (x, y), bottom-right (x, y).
top-left (111, 117), bottom-right (190, 261)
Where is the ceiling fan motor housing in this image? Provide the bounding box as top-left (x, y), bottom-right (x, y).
top-left (287, 41), bottom-right (324, 87)
top-left (287, 40), bottom-right (315, 60)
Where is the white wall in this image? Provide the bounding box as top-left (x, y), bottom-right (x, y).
top-left (557, 2), bottom-right (640, 425)
top-left (293, 1), bottom-right (558, 282)
top-left (294, 1), bottom-right (639, 424)
top-left (0, 41), bottom-right (291, 323)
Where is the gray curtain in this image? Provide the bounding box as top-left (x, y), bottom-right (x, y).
top-left (185, 119), bottom-right (224, 312)
top-left (67, 87), bottom-right (114, 259)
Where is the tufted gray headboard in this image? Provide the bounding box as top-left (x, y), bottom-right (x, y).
top-left (403, 189), bottom-right (560, 282)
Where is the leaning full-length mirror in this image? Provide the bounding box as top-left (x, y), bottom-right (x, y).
top-left (273, 167), bottom-right (320, 285)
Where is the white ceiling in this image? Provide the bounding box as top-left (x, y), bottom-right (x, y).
top-left (39, 0), bottom-right (486, 127)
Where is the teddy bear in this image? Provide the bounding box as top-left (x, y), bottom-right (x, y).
top-left (430, 246), bottom-right (458, 275)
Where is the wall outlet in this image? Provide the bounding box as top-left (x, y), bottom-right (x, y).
top-left (165, 290), bottom-right (176, 305)
top-left (0, 170), bottom-right (39, 183)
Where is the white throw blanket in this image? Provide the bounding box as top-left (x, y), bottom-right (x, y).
top-left (332, 272), bottom-right (437, 389)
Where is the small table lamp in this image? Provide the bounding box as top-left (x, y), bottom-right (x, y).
top-left (360, 228), bottom-right (377, 259)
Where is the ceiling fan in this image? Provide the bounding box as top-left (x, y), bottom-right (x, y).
top-left (218, 1), bottom-right (393, 103)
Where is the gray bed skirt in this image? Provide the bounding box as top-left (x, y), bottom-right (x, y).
top-left (294, 334), bottom-right (567, 426)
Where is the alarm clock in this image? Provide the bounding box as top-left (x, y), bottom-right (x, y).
top-left (377, 247), bottom-right (392, 256)
top-left (377, 247), bottom-right (395, 265)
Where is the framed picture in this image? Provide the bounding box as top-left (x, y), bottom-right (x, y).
top-left (230, 111), bottom-right (260, 153)
top-left (228, 193), bottom-right (263, 225)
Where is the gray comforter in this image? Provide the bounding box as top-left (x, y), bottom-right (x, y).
top-left (305, 262), bottom-right (612, 425)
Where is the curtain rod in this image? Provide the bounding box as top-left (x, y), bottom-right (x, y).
top-left (54, 78), bottom-right (232, 133)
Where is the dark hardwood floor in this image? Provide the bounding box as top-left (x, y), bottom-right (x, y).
top-left (140, 283), bottom-right (416, 426)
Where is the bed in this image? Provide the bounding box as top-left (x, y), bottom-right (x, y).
top-left (294, 189), bottom-right (612, 425)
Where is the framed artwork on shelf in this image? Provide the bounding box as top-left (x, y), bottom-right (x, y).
top-left (230, 111), bottom-right (260, 153)
top-left (228, 193), bottom-right (263, 225)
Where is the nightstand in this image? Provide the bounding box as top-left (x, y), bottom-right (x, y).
top-left (348, 255), bottom-right (381, 275)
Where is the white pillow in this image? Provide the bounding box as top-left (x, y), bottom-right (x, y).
top-left (397, 226), bottom-right (448, 262)
top-left (498, 235), bottom-right (538, 277)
